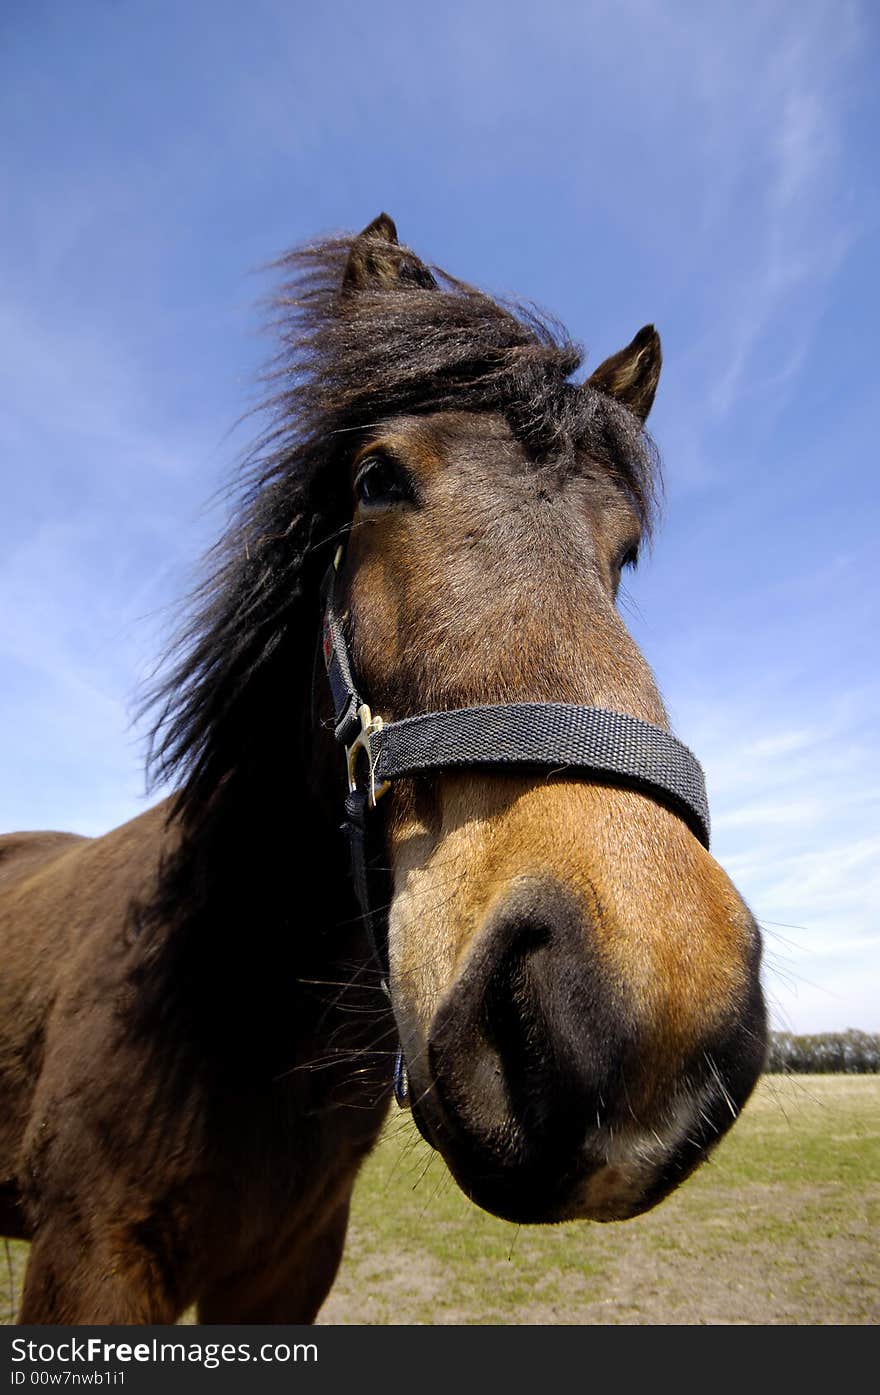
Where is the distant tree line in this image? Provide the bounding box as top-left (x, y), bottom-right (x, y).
top-left (765, 1029), bottom-right (880, 1073)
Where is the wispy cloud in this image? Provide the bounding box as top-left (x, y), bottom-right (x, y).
top-left (712, 4), bottom-right (862, 415)
top-left (671, 682), bottom-right (880, 1033)
top-left (605, 0), bottom-right (870, 490)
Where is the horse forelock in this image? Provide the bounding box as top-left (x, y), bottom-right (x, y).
top-left (266, 236), bottom-right (659, 510)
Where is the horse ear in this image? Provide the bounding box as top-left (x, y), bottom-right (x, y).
top-left (587, 325), bottom-right (662, 423)
top-left (343, 213), bottom-right (437, 292)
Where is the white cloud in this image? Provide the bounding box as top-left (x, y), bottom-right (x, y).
top-left (674, 685), bottom-right (880, 1032)
top-left (605, 0), bottom-right (868, 476)
top-left (714, 798), bottom-right (826, 830)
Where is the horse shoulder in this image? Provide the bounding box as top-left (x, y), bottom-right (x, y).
top-left (0, 804), bottom-right (176, 1207)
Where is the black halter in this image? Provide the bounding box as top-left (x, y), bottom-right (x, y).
top-left (321, 546), bottom-right (710, 1097)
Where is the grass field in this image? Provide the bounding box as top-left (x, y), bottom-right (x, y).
top-left (4, 1076), bottom-right (878, 1325)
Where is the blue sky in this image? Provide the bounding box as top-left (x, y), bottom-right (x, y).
top-left (2, 0), bottom-right (877, 1032)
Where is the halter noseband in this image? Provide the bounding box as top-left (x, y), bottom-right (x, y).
top-left (322, 547), bottom-right (710, 842)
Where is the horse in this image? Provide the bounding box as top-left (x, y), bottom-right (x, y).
top-left (0, 215), bottom-right (767, 1324)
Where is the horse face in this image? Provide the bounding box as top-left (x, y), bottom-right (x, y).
top-left (342, 409), bottom-right (766, 1225)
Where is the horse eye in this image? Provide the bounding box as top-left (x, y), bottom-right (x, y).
top-left (617, 544), bottom-right (640, 573)
top-left (354, 455), bottom-right (410, 507)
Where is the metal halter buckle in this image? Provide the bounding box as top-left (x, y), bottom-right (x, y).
top-left (345, 703), bottom-right (390, 808)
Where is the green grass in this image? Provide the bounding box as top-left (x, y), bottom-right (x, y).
top-left (319, 1074), bottom-right (879, 1324)
top-left (4, 1076), bottom-right (878, 1325)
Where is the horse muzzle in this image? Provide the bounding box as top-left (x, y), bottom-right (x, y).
top-left (401, 881), bottom-right (766, 1225)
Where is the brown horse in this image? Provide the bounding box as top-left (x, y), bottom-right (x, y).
top-left (0, 215), bottom-right (766, 1324)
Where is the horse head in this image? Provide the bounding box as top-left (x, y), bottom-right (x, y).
top-left (327, 215), bottom-right (766, 1224)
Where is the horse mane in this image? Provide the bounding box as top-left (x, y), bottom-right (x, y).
top-left (144, 231), bottom-right (660, 837)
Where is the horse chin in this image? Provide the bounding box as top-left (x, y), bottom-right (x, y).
top-left (406, 1097), bottom-right (702, 1224)
top-left (406, 1080), bottom-right (636, 1225)
top-left (403, 1046), bottom-right (759, 1226)
top-left (406, 1100), bottom-right (643, 1224)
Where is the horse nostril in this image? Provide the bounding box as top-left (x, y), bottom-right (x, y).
top-left (428, 927), bottom-right (563, 1163)
top-left (427, 887), bottom-right (628, 1168)
top-left (480, 921), bottom-right (554, 1068)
